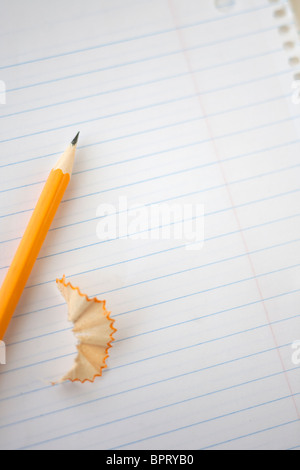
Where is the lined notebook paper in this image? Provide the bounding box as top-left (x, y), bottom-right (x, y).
top-left (0, 0), bottom-right (300, 450)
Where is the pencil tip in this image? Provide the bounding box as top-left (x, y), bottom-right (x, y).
top-left (71, 132), bottom-right (80, 146)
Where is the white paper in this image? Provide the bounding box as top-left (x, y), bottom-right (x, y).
top-left (0, 0), bottom-right (299, 450)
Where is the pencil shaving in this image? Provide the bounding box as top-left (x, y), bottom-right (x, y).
top-left (55, 276), bottom-right (116, 384)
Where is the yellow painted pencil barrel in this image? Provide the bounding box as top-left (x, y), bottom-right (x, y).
top-left (0, 136), bottom-right (79, 340)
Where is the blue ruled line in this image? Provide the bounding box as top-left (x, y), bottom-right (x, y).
top-left (113, 264), bottom-right (300, 318)
top-left (0, 90), bottom-right (291, 196)
top-left (0, 65), bottom-right (293, 173)
top-left (0, 66), bottom-right (290, 122)
top-left (0, 84), bottom-right (287, 145)
top-left (0, 4), bottom-right (272, 70)
top-left (14, 367), bottom-right (299, 449)
top-left (202, 420), bottom-right (300, 450)
top-left (5, 46), bottom-right (281, 96)
top-left (111, 396), bottom-right (300, 450)
top-left (8, 236), bottom-right (300, 324)
top-left (1, 132), bottom-right (300, 222)
top-left (1, 182), bottom-right (300, 252)
top-left (21, 210), bottom-right (300, 291)
top-left (0, 91), bottom-right (297, 171)
top-left (0, 293), bottom-right (297, 377)
top-left (0, 341), bottom-right (291, 405)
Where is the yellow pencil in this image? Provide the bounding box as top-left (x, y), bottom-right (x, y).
top-left (0, 133), bottom-right (80, 340)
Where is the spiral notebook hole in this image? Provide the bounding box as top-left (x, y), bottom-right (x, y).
top-left (289, 56), bottom-right (300, 67)
top-left (273, 7), bottom-right (287, 18)
top-left (294, 72), bottom-right (300, 81)
top-left (283, 41), bottom-right (295, 50)
top-left (278, 24), bottom-right (291, 34)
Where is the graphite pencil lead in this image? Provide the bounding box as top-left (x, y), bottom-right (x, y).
top-left (71, 132), bottom-right (80, 146)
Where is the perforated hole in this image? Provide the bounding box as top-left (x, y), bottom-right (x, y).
top-left (283, 41), bottom-right (295, 50)
top-left (273, 8), bottom-right (287, 18)
top-left (270, 1), bottom-right (300, 73)
top-left (279, 24), bottom-right (291, 34)
top-left (214, 0), bottom-right (236, 13)
top-left (289, 56), bottom-right (300, 67)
